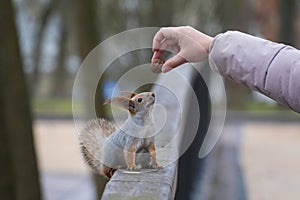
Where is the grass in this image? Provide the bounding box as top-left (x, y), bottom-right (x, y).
top-left (243, 101), bottom-right (300, 119)
top-left (32, 98), bottom-right (299, 119)
top-left (32, 98), bottom-right (123, 118)
top-left (246, 101), bottom-right (285, 111)
top-left (32, 98), bottom-right (73, 117)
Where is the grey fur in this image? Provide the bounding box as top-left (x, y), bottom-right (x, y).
top-left (79, 92), bottom-right (159, 178)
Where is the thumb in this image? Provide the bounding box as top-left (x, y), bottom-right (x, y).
top-left (162, 54), bottom-right (187, 73)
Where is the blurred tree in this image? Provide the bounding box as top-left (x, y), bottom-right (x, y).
top-left (134, 0), bottom-right (174, 29)
top-left (76, 0), bottom-right (105, 117)
top-left (296, 2), bottom-right (300, 48)
top-left (75, 0), bottom-right (107, 198)
top-left (101, 0), bottom-right (127, 35)
top-left (215, 0), bottom-right (251, 31)
top-left (50, 1), bottom-right (69, 98)
top-left (214, 0), bottom-right (253, 109)
top-left (0, 0), bottom-right (41, 199)
top-left (144, 0), bottom-right (174, 27)
top-left (31, 0), bottom-right (59, 93)
top-left (254, 0), bottom-right (279, 41)
top-left (279, 0), bottom-right (296, 45)
top-left (50, 19), bottom-right (68, 97)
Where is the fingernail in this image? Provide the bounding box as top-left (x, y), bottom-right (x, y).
top-left (151, 57), bottom-right (155, 63)
top-left (162, 65), bottom-right (173, 73)
top-left (153, 50), bottom-right (159, 57)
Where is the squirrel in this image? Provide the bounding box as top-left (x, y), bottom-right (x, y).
top-left (79, 91), bottom-right (162, 179)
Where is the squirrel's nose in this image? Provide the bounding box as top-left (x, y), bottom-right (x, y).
top-left (151, 93), bottom-right (155, 98)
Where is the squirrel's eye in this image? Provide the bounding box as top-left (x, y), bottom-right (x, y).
top-left (137, 98), bottom-right (143, 103)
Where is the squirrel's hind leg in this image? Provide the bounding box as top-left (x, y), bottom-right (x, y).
top-left (103, 165), bottom-right (116, 178)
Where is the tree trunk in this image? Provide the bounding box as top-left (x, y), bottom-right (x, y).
top-left (51, 15), bottom-right (68, 98)
top-left (31, 0), bottom-right (59, 94)
top-left (76, 0), bottom-right (106, 118)
top-left (75, 0), bottom-right (107, 198)
top-left (279, 0), bottom-right (296, 45)
top-left (150, 0), bottom-right (174, 26)
top-left (214, 0), bottom-right (253, 109)
top-left (138, 0), bottom-right (174, 27)
top-left (0, 0), bottom-right (41, 200)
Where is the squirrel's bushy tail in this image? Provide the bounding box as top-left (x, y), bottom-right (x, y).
top-left (79, 118), bottom-right (117, 175)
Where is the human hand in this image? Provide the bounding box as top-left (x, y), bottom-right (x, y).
top-left (151, 26), bottom-right (213, 73)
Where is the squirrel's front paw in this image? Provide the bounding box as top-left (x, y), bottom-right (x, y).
top-left (149, 161), bottom-right (163, 170)
top-left (127, 164), bottom-right (141, 171)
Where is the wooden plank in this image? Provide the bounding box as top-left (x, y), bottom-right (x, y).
top-left (102, 163), bottom-right (177, 200)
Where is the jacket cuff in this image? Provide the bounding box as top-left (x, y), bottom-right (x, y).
top-left (208, 33), bottom-right (223, 74)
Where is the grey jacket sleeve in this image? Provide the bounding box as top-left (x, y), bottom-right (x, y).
top-left (208, 31), bottom-right (300, 113)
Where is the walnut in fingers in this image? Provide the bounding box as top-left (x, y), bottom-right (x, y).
top-left (151, 58), bottom-right (165, 74)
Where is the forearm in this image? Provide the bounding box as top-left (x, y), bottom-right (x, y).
top-left (209, 31), bottom-right (300, 112)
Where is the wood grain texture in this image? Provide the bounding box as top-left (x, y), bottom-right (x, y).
top-left (102, 163), bottom-right (176, 200)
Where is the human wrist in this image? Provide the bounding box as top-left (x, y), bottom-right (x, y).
top-left (195, 31), bottom-right (213, 54)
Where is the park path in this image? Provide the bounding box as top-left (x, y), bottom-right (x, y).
top-left (197, 116), bottom-right (300, 200)
top-left (34, 117), bottom-right (300, 200)
top-left (33, 119), bottom-right (94, 200)
top-left (241, 122), bottom-right (300, 200)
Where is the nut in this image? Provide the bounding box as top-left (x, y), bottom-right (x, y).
top-left (151, 58), bottom-right (165, 74)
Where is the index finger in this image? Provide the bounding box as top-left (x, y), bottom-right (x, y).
top-left (152, 30), bottom-right (166, 52)
top-left (151, 50), bottom-right (164, 62)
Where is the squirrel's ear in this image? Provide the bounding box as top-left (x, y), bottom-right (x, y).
top-left (120, 91), bottom-right (138, 99)
top-left (104, 97), bottom-right (136, 114)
